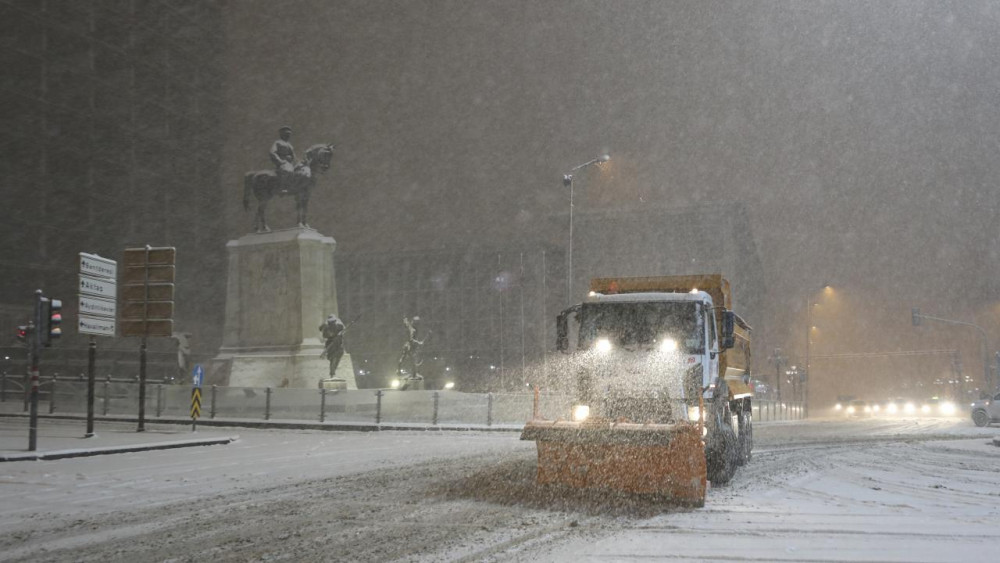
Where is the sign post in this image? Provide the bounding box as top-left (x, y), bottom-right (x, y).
top-left (120, 246), bottom-right (176, 432)
top-left (78, 252), bottom-right (118, 438)
top-left (191, 364), bottom-right (203, 432)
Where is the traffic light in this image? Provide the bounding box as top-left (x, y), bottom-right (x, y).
top-left (911, 308), bottom-right (921, 327)
top-left (44, 298), bottom-right (62, 347)
top-left (16, 324), bottom-right (29, 344)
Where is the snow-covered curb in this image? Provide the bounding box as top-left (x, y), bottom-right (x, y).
top-left (0, 436), bottom-right (237, 462)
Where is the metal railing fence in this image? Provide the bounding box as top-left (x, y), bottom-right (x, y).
top-left (0, 373), bottom-right (805, 426)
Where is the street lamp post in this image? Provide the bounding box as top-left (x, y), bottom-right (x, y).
top-left (804, 285), bottom-right (831, 418)
top-left (805, 297), bottom-right (811, 415)
top-left (563, 154), bottom-right (609, 305)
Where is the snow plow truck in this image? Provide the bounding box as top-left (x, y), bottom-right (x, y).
top-left (521, 274), bottom-right (753, 506)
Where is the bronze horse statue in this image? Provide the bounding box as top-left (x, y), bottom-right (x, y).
top-left (243, 143), bottom-right (335, 233)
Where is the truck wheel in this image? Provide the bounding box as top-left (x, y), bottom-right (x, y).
top-left (972, 409), bottom-right (990, 427)
top-left (737, 406), bottom-right (752, 465)
top-left (706, 400), bottom-right (739, 484)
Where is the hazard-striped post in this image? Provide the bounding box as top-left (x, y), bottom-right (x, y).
top-left (191, 364), bottom-right (204, 432)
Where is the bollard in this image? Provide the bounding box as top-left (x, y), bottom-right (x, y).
top-left (23, 373), bottom-right (29, 412)
top-left (103, 375), bottom-right (111, 416)
top-left (1, 371), bottom-right (5, 403)
top-left (264, 387), bottom-right (272, 421)
top-left (432, 391), bottom-right (439, 425)
top-left (49, 375), bottom-right (57, 414)
top-left (210, 385), bottom-right (217, 419)
top-left (487, 393), bottom-right (494, 427)
top-left (319, 388), bottom-right (327, 423)
top-left (375, 389), bottom-right (383, 424)
top-left (155, 384), bottom-right (163, 418)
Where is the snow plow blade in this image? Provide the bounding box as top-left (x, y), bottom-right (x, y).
top-left (521, 420), bottom-right (707, 506)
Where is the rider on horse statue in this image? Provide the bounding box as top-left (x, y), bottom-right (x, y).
top-left (269, 126), bottom-right (296, 194)
top-left (243, 126), bottom-right (335, 233)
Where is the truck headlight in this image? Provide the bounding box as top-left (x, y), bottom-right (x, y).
top-left (390, 379), bottom-right (401, 389)
top-left (846, 406), bottom-right (856, 414)
top-left (904, 402), bottom-right (916, 414)
top-left (660, 338), bottom-right (678, 353)
top-left (687, 406), bottom-right (701, 422)
top-left (572, 404), bottom-right (590, 422)
top-left (835, 403), bottom-right (842, 410)
top-left (940, 401), bottom-right (955, 416)
top-left (595, 338), bottom-right (612, 354)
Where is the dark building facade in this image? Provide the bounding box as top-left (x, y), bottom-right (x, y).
top-left (336, 246), bottom-right (565, 391)
top-left (335, 202), bottom-right (765, 391)
top-left (0, 1), bottom-right (226, 376)
top-left (572, 202), bottom-right (765, 322)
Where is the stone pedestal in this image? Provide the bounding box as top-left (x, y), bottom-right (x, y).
top-left (210, 227), bottom-right (356, 389)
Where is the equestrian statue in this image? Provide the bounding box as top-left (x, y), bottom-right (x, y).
top-left (243, 126), bottom-right (335, 233)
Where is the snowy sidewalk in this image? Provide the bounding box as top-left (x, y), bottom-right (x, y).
top-left (0, 417), bottom-right (237, 462)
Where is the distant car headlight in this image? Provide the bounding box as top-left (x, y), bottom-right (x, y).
top-left (846, 406), bottom-right (856, 414)
top-left (390, 378), bottom-right (401, 389)
top-left (864, 405), bottom-right (872, 413)
top-left (835, 403), bottom-right (843, 410)
top-left (572, 404), bottom-right (590, 422)
top-left (872, 404), bottom-right (880, 412)
top-left (921, 404), bottom-right (931, 414)
top-left (939, 402), bottom-right (956, 416)
top-left (595, 338), bottom-right (612, 354)
top-left (660, 338), bottom-right (678, 353)
top-left (904, 402), bottom-right (916, 414)
top-left (687, 406), bottom-right (701, 422)
top-left (887, 404), bottom-right (898, 414)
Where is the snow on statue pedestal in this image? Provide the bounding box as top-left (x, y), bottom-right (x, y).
top-left (210, 227), bottom-right (356, 389)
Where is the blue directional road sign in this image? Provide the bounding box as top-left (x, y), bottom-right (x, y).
top-left (192, 364), bottom-right (204, 388)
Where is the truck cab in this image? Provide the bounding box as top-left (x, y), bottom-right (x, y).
top-left (558, 291), bottom-right (728, 425)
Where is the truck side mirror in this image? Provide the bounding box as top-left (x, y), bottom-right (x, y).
top-left (721, 311), bottom-right (735, 350)
top-left (555, 304), bottom-right (580, 354)
top-left (556, 311), bottom-right (570, 353)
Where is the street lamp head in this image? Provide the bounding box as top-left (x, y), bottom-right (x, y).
top-left (569, 154), bottom-right (611, 173)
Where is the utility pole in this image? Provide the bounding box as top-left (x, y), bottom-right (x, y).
top-left (28, 290), bottom-right (42, 451)
top-left (950, 351), bottom-right (964, 398)
top-left (769, 348), bottom-right (786, 401)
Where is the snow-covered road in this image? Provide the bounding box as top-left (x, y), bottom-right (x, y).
top-left (1, 418), bottom-right (997, 562)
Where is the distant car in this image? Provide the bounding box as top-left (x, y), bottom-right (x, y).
top-left (970, 392), bottom-right (1000, 427)
top-left (921, 397), bottom-right (958, 417)
top-left (843, 399), bottom-right (873, 418)
top-left (882, 397), bottom-right (919, 416)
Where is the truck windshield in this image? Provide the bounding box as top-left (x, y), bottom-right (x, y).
top-left (578, 301), bottom-right (704, 353)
